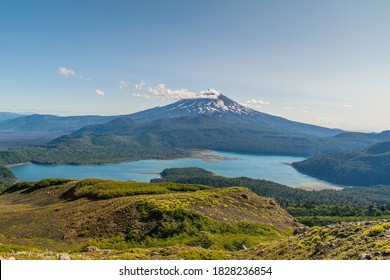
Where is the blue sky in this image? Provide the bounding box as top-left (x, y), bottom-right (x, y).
top-left (1, 0), bottom-right (389, 132)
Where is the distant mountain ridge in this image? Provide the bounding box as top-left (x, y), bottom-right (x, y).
top-left (0, 91), bottom-right (388, 164)
top-left (0, 112), bottom-right (24, 122)
top-left (0, 114), bottom-right (118, 147)
top-left (0, 114), bottom-right (117, 132)
top-left (1, 92), bottom-right (341, 147)
top-left (333, 130), bottom-right (390, 143)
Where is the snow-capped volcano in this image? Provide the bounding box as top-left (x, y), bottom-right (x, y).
top-left (129, 90), bottom-right (258, 121)
top-left (125, 91), bottom-right (341, 137)
top-left (173, 91), bottom-right (256, 117)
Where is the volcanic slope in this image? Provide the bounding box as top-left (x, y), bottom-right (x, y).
top-left (122, 90), bottom-right (342, 137)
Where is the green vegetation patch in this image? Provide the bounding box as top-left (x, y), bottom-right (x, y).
top-left (72, 179), bottom-right (212, 199)
top-left (160, 167), bottom-right (214, 179)
top-left (0, 165), bottom-right (17, 193)
top-left (364, 223), bottom-right (390, 237)
top-left (241, 220), bottom-right (390, 260)
top-left (111, 187), bottom-right (291, 251)
top-left (4, 178), bottom-right (73, 193)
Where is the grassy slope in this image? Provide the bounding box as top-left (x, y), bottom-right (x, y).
top-left (1, 179), bottom-right (389, 260)
top-left (0, 179), bottom-right (300, 260)
top-left (153, 168), bottom-right (390, 226)
top-left (239, 220), bottom-right (390, 260)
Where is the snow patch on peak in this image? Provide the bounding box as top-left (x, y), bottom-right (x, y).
top-left (215, 99), bottom-right (228, 111)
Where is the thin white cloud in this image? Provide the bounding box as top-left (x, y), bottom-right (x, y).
top-left (147, 83), bottom-right (197, 100)
top-left (95, 89), bottom-right (106, 96)
top-left (132, 93), bottom-right (151, 99)
top-left (131, 82), bottom-right (222, 101)
top-left (58, 67), bottom-right (83, 79)
top-left (343, 104), bottom-right (353, 108)
top-left (117, 80), bottom-right (129, 90)
top-left (134, 81), bottom-right (146, 90)
top-left (200, 88), bottom-right (221, 98)
top-left (244, 99), bottom-right (270, 108)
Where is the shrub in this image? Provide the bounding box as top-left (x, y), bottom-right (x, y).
top-left (187, 233), bottom-right (214, 249)
top-left (310, 235), bottom-right (321, 244)
top-left (3, 181), bottom-right (36, 193)
top-left (366, 225), bottom-right (388, 237)
top-left (35, 178), bottom-right (72, 188)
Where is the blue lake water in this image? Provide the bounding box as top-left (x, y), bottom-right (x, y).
top-left (11, 151), bottom-right (336, 187)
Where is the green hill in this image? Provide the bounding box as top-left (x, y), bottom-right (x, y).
top-left (1, 177), bottom-right (388, 260)
top-left (0, 112), bottom-right (24, 122)
top-left (0, 178), bottom-right (300, 260)
top-left (0, 134), bottom-right (190, 165)
top-left (152, 167), bottom-right (390, 226)
top-left (292, 141), bottom-right (390, 186)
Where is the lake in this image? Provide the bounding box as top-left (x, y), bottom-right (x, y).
top-left (11, 151), bottom-right (339, 188)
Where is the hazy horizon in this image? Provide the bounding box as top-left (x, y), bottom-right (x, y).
top-left (1, 0), bottom-right (389, 132)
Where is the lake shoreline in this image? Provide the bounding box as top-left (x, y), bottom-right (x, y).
top-left (4, 162), bottom-right (32, 168)
top-left (10, 151), bottom-right (340, 188)
top-left (290, 184), bottom-right (344, 191)
top-left (190, 150), bottom-right (239, 162)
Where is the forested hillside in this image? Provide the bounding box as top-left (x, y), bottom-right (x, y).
top-left (292, 141), bottom-right (390, 186)
top-left (0, 165), bottom-right (17, 193)
top-left (0, 134), bottom-right (190, 165)
top-left (0, 121), bottom-right (383, 166)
